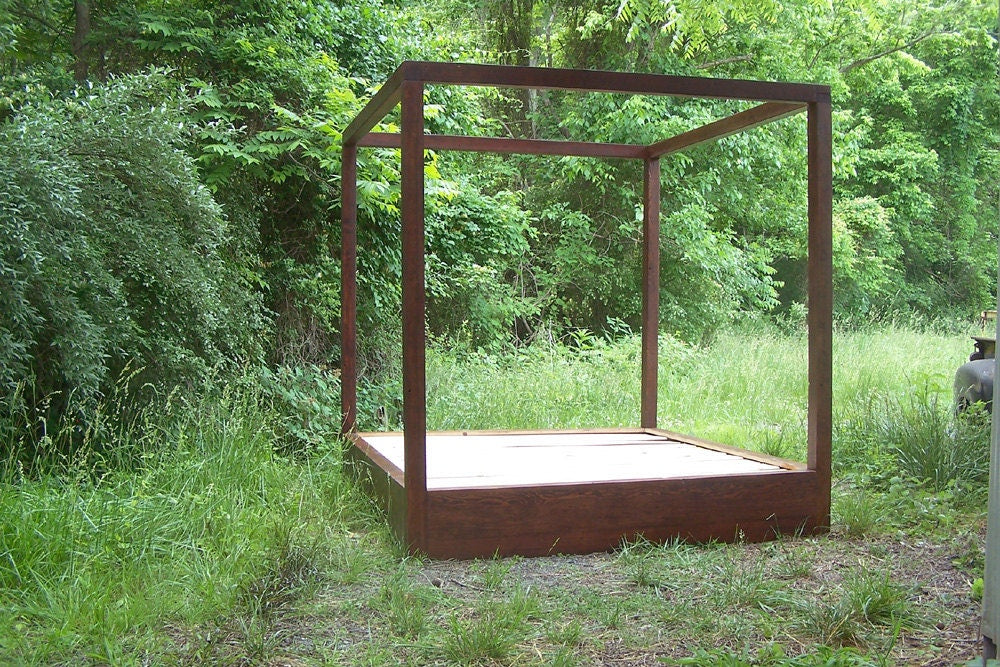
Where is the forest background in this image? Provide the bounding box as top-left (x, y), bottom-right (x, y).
top-left (1, 1), bottom-right (999, 662)
top-left (1, 0), bottom-right (998, 438)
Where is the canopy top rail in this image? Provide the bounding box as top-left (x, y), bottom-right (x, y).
top-left (343, 60), bottom-right (830, 156)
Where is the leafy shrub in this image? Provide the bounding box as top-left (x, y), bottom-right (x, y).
top-left (0, 71), bottom-right (266, 449)
top-left (837, 381), bottom-right (990, 492)
top-left (260, 364), bottom-right (342, 453)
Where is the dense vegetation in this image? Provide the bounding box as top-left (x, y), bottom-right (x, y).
top-left (0, 327), bottom-right (991, 663)
top-left (0, 1), bottom-right (997, 663)
top-left (1, 0), bottom-right (996, 432)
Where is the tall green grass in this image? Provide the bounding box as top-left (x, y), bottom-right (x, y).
top-left (428, 324), bottom-right (972, 465)
top-left (0, 383), bottom-right (365, 664)
top-left (0, 323), bottom-right (985, 663)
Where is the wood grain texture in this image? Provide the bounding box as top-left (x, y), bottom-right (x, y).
top-left (401, 80), bottom-right (427, 553)
top-left (643, 428), bottom-right (805, 471)
top-left (342, 66), bottom-right (404, 145)
top-left (359, 133), bottom-right (645, 159)
top-left (404, 61), bottom-right (827, 103)
top-left (349, 433), bottom-right (404, 485)
top-left (807, 97), bottom-right (834, 530)
top-left (423, 470), bottom-right (823, 558)
top-left (645, 101), bottom-right (805, 158)
top-left (641, 158), bottom-right (660, 428)
top-left (354, 430), bottom-right (824, 558)
top-left (359, 431), bottom-right (780, 489)
top-left (346, 440), bottom-right (406, 539)
top-left (341, 61), bottom-right (834, 559)
top-left (339, 144), bottom-right (358, 432)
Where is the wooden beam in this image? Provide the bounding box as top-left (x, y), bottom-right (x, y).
top-left (359, 132), bottom-right (646, 159)
top-left (340, 144), bottom-right (358, 433)
top-left (400, 80), bottom-right (428, 555)
top-left (342, 66), bottom-right (405, 146)
top-left (424, 470), bottom-right (822, 558)
top-left (404, 61), bottom-right (827, 104)
top-left (806, 96), bottom-right (833, 530)
top-left (645, 102), bottom-right (805, 159)
top-left (641, 159), bottom-right (660, 429)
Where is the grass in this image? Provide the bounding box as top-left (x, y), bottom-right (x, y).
top-left (427, 323), bottom-right (972, 463)
top-left (0, 323), bottom-right (990, 664)
top-left (0, 382), bottom-right (372, 664)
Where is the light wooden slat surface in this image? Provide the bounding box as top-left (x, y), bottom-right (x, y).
top-left (360, 432), bottom-right (780, 490)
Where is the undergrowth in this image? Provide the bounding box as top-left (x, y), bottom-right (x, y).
top-left (0, 380), bottom-right (374, 664)
top-left (0, 323), bottom-right (988, 664)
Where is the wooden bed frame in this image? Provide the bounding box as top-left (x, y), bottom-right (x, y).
top-left (340, 61), bottom-right (832, 559)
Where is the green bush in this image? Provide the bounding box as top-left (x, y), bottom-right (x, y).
top-left (0, 71), bottom-right (267, 451)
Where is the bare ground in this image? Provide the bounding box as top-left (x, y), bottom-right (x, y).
top-left (232, 519), bottom-right (986, 667)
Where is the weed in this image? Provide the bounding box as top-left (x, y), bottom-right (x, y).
top-left (800, 595), bottom-right (863, 646)
top-left (331, 535), bottom-right (372, 584)
top-left (437, 588), bottom-right (538, 664)
top-left (834, 489), bottom-right (887, 538)
top-left (972, 577), bottom-right (985, 601)
top-left (795, 569), bottom-right (911, 647)
top-left (549, 645), bottom-right (583, 666)
top-left (377, 567), bottom-right (435, 639)
top-left (714, 547), bottom-right (775, 609)
top-left (617, 537), bottom-right (666, 589)
top-left (669, 643), bottom-right (880, 665)
top-left (0, 325), bottom-right (980, 665)
top-left (842, 569), bottom-right (911, 628)
top-left (767, 538), bottom-right (814, 580)
top-left (475, 554), bottom-right (520, 591)
top-left (546, 618), bottom-right (584, 647)
top-left (870, 385), bottom-right (989, 492)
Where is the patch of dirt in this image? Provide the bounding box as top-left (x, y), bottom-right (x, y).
top-left (256, 525), bottom-right (986, 666)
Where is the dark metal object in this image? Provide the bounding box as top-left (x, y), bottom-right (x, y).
top-left (956, 336), bottom-right (996, 412)
top-left (340, 61), bottom-right (834, 557)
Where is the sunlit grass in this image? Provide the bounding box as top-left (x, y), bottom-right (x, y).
top-left (0, 322), bottom-right (984, 664)
top-left (0, 384), bottom-right (366, 664)
top-left (427, 324), bottom-right (970, 463)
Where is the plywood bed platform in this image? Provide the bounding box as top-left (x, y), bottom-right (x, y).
top-left (340, 61), bottom-right (833, 558)
top-left (348, 429), bottom-right (826, 559)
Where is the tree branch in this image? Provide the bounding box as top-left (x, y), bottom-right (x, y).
top-left (839, 29), bottom-right (942, 74)
top-left (696, 54), bottom-right (754, 70)
top-left (8, 3), bottom-right (63, 33)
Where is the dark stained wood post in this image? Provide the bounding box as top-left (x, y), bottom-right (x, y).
top-left (340, 144), bottom-right (359, 432)
top-left (342, 62), bottom-right (834, 557)
top-left (641, 158), bottom-right (661, 429)
top-left (806, 95), bottom-right (833, 528)
top-left (401, 79), bottom-right (428, 553)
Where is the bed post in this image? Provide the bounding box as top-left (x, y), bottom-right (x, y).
top-left (401, 78), bottom-right (428, 553)
top-left (807, 95), bottom-right (833, 530)
top-left (341, 144), bottom-right (358, 433)
top-left (641, 158), bottom-right (661, 429)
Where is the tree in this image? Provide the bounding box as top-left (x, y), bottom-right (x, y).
top-left (0, 72), bottom-right (266, 444)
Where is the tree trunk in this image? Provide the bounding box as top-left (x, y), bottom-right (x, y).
top-left (72, 1), bottom-right (90, 81)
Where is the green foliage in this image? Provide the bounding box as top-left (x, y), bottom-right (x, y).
top-left (831, 197), bottom-right (903, 317)
top-left (669, 644), bottom-right (880, 666)
top-left (0, 72), bottom-right (265, 445)
top-left (425, 178), bottom-right (534, 346)
top-left (0, 380), bottom-right (354, 664)
top-left (0, 325), bottom-right (980, 664)
top-left (438, 587), bottom-right (539, 664)
top-left (260, 364), bottom-right (342, 453)
top-left (839, 381), bottom-right (990, 492)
